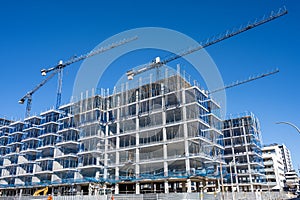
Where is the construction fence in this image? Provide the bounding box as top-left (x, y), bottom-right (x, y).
top-left (0, 192), bottom-right (290, 200)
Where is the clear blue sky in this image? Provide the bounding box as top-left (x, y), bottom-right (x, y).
top-left (0, 1), bottom-right (299, 171)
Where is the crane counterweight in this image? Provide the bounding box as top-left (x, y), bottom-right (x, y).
top-left (18, 99), bottom-right (25, 104)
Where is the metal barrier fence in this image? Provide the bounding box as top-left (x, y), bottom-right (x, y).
top-left (0, 192), bottom-right (290, 200)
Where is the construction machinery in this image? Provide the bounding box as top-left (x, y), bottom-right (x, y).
top-left (19, 36), bottom-right (137, 118)
top-left (33, 186), bottom-right (48, 196)
top-left (126, 7), bottom-right (287, 80)
top-left (209, 69), bottom-right (280, 94)
top-left (19, 6), bottom-right (287, 118)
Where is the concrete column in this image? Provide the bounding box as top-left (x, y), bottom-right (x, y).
top-left (136, 182), bottom-right (140, 194)
top-left (115, 183), bottom-right (119, 194)
top-left (148, 73), bottom-right (152, 96)
top-left (88, 183), bottom-right (92, 196)
top-left (102, 184), bottom-right (107, 195)
top-left (162, 82), bottom-right (168, 177)
top-left (187, 179), bottom-right (192, 193)
top-left (135, 148), bottom-right (140, 178)
top-left (115, 166), bottom-right (119, 182)
top-left (164, 180), bottom-right (169, 193)
top-left (115, 95), bottom-right (120, 182)
top-left (229, 121), bottom-right (240, 192)
top-left (176, 64), bottom-right (181, 91)
top-left (103, 98), bottom-right (110, 179)
top-left (205, 180), bottom-right (209, 192)
top-left (242, 119), bottom-right (254, 192)
top-left (80, 92), bottom-right (83, 114)
top-left (182, 89), bottom-right (190, 172)
top-left (162, 84), bottom-right (166, 126)
top-left (125, 82), bottom-right (129, 115)
top-left (163, 146), bottom-right (168, 177)
top-left (135, 87), bottom-right (140, 179)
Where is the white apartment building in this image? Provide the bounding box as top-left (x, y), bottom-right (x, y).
top-left (262, 144), bottom-right (285, 191)
top-left (278, 144), bottom-right (293, 173)
top-left (285, 170), bottom-right (299, 193)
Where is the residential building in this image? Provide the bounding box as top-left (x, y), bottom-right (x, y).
top-left (223, 113), bottom-right (266, 192)
top-left (262, 144), bottom-right (285, 191)
top-left (278, 144), bottom-right (293, 173)
top-left (0, 65), bottom-right (225, 196)
top-left (285, 170), bottom-right (299, 193)
top-left (0, 118), bottom-right (12, 127)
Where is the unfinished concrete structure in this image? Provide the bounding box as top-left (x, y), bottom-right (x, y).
top-left (222, 113), bottom-right (266, 192)
top-left (0, 66), bottom-right (226, 196)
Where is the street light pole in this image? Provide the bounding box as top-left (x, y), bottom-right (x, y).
top-left (276, 122), bottom-right (300, 133)
top-left (276, 121), bottom-right (300, 194)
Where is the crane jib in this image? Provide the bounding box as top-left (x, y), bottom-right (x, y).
top-left (19, 36), bottom-right (138, 118)
top-left (128, 7), bottom-right (287, 78)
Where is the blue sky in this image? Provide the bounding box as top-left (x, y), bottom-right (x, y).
top-left (0, 1), bottom-right (300, 171)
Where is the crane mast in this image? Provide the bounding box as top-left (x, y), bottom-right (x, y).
top-left (56, 68), bottom-right (63, 109)
top-left (19, 70), bottom-right (58, 117)
top-left (126, 7), bottom-right (287, 80)
top-left (19, 36), bottom-right (138, 118)
top-left (41, 36), bottom-right (138, 109)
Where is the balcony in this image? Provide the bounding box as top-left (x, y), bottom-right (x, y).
top-left (20, 148), bottom-right (39, 154)
top-left (264, 168), bottom-right (274, 172)
top-left (56, 140), bottom-right (79, 147)
top-left (266, 175), bottom-right (276, 179)
top-left (17, 171), bottom-right (34, 177)
top-left (38, 132), bottom-right (59, 138)
top-left (35, 157), bottom-right (55, 162)
top-left (55, 153), bottom-right (77, 159)
top-left (264, 161), bottom-right (274, 165)
top-left (37, 145), bottom-right (56, 151)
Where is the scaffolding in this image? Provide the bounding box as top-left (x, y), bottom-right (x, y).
top-left (74, 65), bottom-right (223, 194)
top-left (0, 64), bottom-right (226, 196)
top-left (222, 113), bottom-right (266, 192)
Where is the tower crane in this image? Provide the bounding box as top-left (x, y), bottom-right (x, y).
top-left (19, 36), bottom-right (138, 118)
top-left (126, 7), bottom-right (287, 80)
top-left (208, 69), bottom-right (279, 94)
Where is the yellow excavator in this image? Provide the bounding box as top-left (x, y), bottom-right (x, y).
top-left (33, 186), bottom-right (48, 196)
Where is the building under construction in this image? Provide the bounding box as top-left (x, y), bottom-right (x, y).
top-left (0, 7), bottom-right (288, 197)
top-left (222, 113), bottom-right (266, 192)
top-left (0, 65), bottom-right (226, 196)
